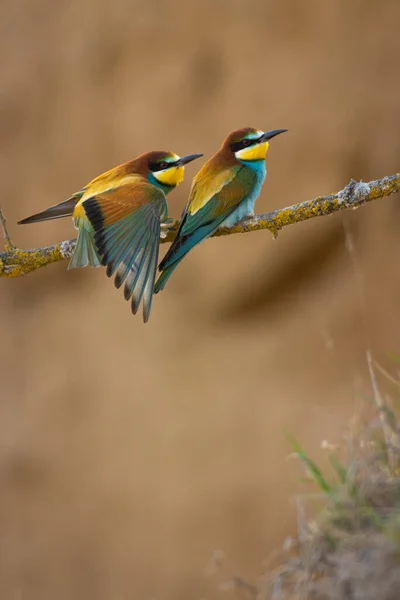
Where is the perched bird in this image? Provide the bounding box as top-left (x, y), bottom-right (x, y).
top-left (19, 151), bottom-right (203, 321)
top-left (154, 127), bottom-right (287, 293)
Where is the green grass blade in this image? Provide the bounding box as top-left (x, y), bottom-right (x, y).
top-left (286, 434), bottom-right (332, 494)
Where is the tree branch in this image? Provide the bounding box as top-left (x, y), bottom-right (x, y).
top-left (1, 174), bottom-right (399, 278)
top-left (0, 205), bottom-right (15, 249)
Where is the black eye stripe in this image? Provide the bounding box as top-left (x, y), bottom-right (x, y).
top-left (230, 138), bottom-right (261, 153)
top-left (150, 161), bottom-right (168, 172)
top-left (149, 160), bottom-right (179, 172)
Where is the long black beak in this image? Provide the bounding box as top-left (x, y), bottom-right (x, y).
top-left (178, 153), bottom-right (203, 166)
top-left (261, 129), bottom-right (288, 142)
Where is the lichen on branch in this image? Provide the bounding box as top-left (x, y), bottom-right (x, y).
top-left (1, 173), bottom-right (399, 278)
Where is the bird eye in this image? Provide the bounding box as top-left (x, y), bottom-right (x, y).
top-left (158, 162), bottom-right (168, 170)
top-left (242, 139), bottom-right (251, 147)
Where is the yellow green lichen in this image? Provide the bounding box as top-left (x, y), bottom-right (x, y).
top-left (0, 245), bottom-right (65, 278)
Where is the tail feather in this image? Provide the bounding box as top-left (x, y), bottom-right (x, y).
top-left (159, 221), bottom-right (221, 272)
top-left (155, 221), bottom-right (223, 294)
top-left (86, 234), bottom-right (102, 267)
top-left (154, 259), bottom-right (183, 294)
top-left (156, 212), bottom-right (231, 293)
top-left (68, 223), bottom-right (101, 270)
top-left (18, 196), bottom-right (79, 225)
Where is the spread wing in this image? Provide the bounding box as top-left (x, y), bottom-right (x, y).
top-left (83, 180), bottom-right (168, 322)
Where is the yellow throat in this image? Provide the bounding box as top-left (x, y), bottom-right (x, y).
top-left (153, 165), bottom-right (184, 187)
top-left (235, 141), bottom-right (269, 162)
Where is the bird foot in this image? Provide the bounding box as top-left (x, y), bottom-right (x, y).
top-left (160, 219), bottom-right (178, 238)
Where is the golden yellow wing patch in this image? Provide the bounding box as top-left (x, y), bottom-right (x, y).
top-left (207, 168), bottom-right (257, 215)
top-left (73, 178), bottom-right (167, 227)
top-left (187, 159), bottom-right (239, 215)
top-left (80, 174), bottom-right (141, 202)
top-left (73, 173), bottom-right (144, 222)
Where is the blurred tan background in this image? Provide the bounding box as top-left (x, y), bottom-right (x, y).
top-left (1, 0), bottom-right (399, 598)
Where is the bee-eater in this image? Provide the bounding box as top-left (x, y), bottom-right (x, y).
top-left (19, 151), bottom-right (203, 321)
top-left (154, 127), bottom-right (287, 293)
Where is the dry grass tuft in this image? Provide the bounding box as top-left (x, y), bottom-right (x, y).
top-left (207, 356), bottom-right (400, 600)
top-left (265, 355), bottom-right (400, 600)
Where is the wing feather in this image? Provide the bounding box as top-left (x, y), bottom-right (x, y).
top-left (142, 236), bottom-right (160, 322)
top-left (187, 161), bottom-right (240, 215)
top-left (83, 181), bottom-right (167, 321)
